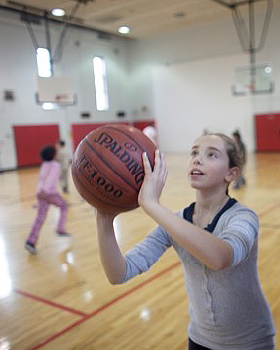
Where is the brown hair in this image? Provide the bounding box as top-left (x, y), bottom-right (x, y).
top-left (40, 145), bottom-right (56, 162)
top-left (211, 133), bottom-right (243, 170)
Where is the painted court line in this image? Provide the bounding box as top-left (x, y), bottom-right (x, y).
top-left (88, 261), bottom-right (181, 318)
top-left (14, 288), bottom-right (88, 317)
top-left (26, 317), bottom-right (88, 350)
top-left (25, 261), bottom-right (180, 350)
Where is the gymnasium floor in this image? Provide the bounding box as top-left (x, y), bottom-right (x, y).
top-left (0, 152), bottom-right (279, 350)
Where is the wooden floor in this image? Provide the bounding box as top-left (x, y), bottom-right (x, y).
top-left (0, 152), bottom-right (279, 350)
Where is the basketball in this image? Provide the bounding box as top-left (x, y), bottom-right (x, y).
top-left (71, 124), bottom-right (157, 213)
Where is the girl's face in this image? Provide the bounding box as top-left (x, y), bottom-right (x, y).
top-left (187, 135), bottom-right (236, 191)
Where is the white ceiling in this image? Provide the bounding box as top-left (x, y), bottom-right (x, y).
top-left (0, 0), bottom-right (278, 39)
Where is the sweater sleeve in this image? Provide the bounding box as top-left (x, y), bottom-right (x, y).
top-left (119, 225), bottom-right (172, 283)
top-left (219, 206), bottom-right (259, 266)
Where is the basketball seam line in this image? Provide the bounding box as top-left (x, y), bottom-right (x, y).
top-left (84, 139), bottom-right (139, 192)
top-left (105, 125), bottom-right (148, 152)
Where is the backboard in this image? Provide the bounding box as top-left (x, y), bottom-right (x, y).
top-left (36, 76), bottom-right (76, 105)
top-left (232, 63), bottom-right (274, 96)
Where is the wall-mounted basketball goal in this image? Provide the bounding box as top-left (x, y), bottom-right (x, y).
top-left (210, 0), bottom-right (274, 96)
top-left (36, 76), bottom-right (76, 106)
top-left (232, 63), bottom-right (274, 95)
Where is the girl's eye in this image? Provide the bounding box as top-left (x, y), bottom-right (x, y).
top-left (191, 150), bottom-right (198, 156)
top-left (208, 152), bottom-right (218, 158)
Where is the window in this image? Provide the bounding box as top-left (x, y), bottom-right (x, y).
top-left (93, 56), bottom-right (109, 111)
top-left (36, 48), bottom-right (52, 77)
top-left (36, 48), bottom-right (57, 109)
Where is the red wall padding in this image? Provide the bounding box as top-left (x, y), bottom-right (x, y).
top-left (254, 113), bottom-right (280, 151)
top-left (12, 121), bottom-right (156, 168)
top-left (71, 122), bottom-right (129, 150)
top-left (72, 120), bottom-right (156, 151)
top-left (13, 124), bottom-right (60, 167)
top-left (133, 120), bottom-right (156, 131)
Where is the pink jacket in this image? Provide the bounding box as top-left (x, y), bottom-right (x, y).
top-left (37, 160), bottom-right (61, 194)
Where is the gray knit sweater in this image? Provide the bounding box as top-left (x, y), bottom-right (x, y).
top-left (120, 199), bottom-right (275, 350)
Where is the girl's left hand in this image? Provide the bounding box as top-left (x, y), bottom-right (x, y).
top-left (138, 149), bottom-right (168, 210)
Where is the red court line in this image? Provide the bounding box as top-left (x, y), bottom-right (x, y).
top-left (258, 202), bottom-right (280, 218)
top-left (13, 288), bottom-right (88, 317)
top-left (26, 261), bottom-right (180, 350)
top-left (88, 261), bottom-right (181, 317)
top-left (27, 317), bottom-right (88, 350)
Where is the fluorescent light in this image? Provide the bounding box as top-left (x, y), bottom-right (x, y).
top-left (51, 8), bottom-right (66, 17)
top-left (118, 26), bottom-right (130, 34)
top-left (264, 66), bottom-right (272, 74)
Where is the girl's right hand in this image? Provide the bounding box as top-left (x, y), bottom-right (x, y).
top-left (138, 149), bottom-right (168, 211)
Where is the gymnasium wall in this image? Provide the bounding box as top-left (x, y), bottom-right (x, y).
top-left (129, 6), bottom-right (280, 153)
top-left (1, 5), bottom-right (280, 170)
top-left (0, 10), bottom-right (135, 170)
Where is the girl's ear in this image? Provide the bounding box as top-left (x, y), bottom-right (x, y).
top-left (226, 167), bottom-right (240, 183)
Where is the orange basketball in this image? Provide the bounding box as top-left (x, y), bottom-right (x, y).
top-left (71, 124), bottom-right (157, 213)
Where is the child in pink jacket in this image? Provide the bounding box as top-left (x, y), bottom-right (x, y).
top-left (25, 145), bottom-right (69, 254)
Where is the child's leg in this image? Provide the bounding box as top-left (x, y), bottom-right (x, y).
top-left (48, 193), bottom-right (69, 233)
top-left (61, 168), bottom-right (69, 192)
top-left (27, 197), bottom-right (50, 245)
top-left (233, 176), bottom-right (242, 189)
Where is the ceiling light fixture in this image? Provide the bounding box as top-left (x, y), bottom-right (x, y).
top-left (118, 26), bottom-right (130, 34)
top-left (51, 8), bottom-right (66, 17)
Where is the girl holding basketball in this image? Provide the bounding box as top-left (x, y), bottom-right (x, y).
top-left (96, 133), bottom-right (275, 350)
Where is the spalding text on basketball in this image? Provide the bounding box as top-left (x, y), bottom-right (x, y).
top-left (94, 132), bottom-right (144, 185)
top-left (76, 154), bottom-right (123, 198)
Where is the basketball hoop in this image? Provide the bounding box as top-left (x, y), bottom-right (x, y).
top-left (246, 84), bottom-right (255, 93)
top-left (55, 94), bottom-right (69, 103)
